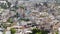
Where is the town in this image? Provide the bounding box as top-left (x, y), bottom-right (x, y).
top-left (0, 0), bottom-right (60, 34)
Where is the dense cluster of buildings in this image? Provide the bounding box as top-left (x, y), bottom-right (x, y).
top-left (0, 0), bottom-right (60, 34)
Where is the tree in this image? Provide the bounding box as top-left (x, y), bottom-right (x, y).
top-left (15, 12), bottom-right (20, 18)
top-left (30, 28), bottom-right (48, 34)
top-left (6, 1), bottom-right (11, 8)
top-left (56, 31), bottom-right (58, 34)
top-left (35, 32), bottom-right (42, 34)
top-left (1, 23), bottom-right (7, 29)
top-left (1, 3), bottom-right (7, 9)
top-left (7, 18), bottom-right (13, 23)
top-left (10, 28), bottom-right (16, 34)
top-left (43, 2), bottom-right (48, 7)
top-left (20, 6), bottom-right (25, 9)
top-left (20, 18), bottom-right (30, 21)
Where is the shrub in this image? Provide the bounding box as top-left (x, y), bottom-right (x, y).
top-left (10, 28), bottom-right (16, 34)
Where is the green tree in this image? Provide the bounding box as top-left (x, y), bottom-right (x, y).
top-left (20, 18), bottom-right (30, 21)
top-left (7, 18), bottom-right (13, 23)
top-left (14, 12), bottom-right (19, 18)
top-left (10, 28), bottom-right (16, 34)
top-left (6, 1), bottom-right (11, 8)
top-left (1, 23), bottom-right (7, 29)
top-left (1, 3), bottom-right (7, 9)
top-left (20, 6), bottom-right (25, 9)
top-left (35, 32), bottom-right (42, 34)
top-left (30, 28), bottom-right (48, 34)
top-left (56, 31), bottom-right (58, 34)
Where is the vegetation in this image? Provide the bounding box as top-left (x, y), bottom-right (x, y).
top-left (0, 0), bottom-right (11, 9)
top-left (1, 23), bottom-right (7, 29)
top-left (30, 28), bottom-right (48, 34)
top-left (7, 18), bottom-right (13, 23)
top-left (35, 32), bottom-right (42, 34)
top-left (3, 25), bottom-right (7, 29)
top-left (13, 6), bottom-right (19, 9)
top-left (56, 31), bottom-right (58, 34)
top-left (14, 12), bottom-right (20, 18)
top-left (6, 1), bottom-right (11, 8)
top-left (20, 6), bottom-right (25, 9)
top-left (10, 28), bottom-right (16, 34)
top-left (20, 18), bottom-right (30, 21)
top-left (0, 3), bottom-right (7, 9)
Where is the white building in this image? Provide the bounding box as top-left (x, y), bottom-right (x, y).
top-left (0, 1), bottom-right (6, 3)
top-left (58, 28), bottom-right (60, 34)
top-left (5, 31), bottom-right (11, 34)
top-left (7, 0), bottom-right (17, 5)
top-left (0, 31), bottom-right (3, 34)
top-left (0, 28), bottom-right (4, 34)
top-left (20, 21), bottom-right (32, 25)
